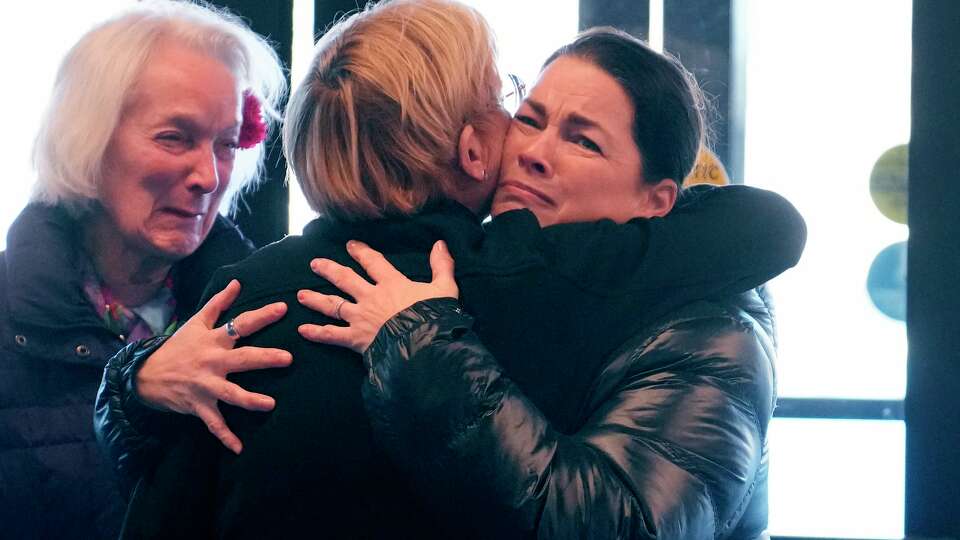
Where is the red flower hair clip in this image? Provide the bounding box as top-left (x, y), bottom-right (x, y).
top-left (238, 90), bottom-right (267, 149)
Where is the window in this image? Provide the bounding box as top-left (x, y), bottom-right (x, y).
top-left (0, 1), bottom-right (132, 249)
top-left (459, 0), bottom-right (579, 92)
top-left (288, 0), bottom-right (317, 235)
top-left (740, 1), bottom-right (912, 537)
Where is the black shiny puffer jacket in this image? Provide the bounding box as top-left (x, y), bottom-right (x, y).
top-left (363, 290), bottom-right (776, 540)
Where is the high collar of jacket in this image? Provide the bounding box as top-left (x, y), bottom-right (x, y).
top-left (300, 200), bottom-right (544, 276)
top-left (4, 203), bottom-right (253, 330)
top-left (303, 200), bottom-right (484, 253)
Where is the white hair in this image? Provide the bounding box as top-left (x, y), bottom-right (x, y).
top-left (31, 0), bottom-right (286, 216)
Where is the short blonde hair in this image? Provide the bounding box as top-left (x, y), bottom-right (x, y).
top-left (284, 0), bottom-right (500, 221)
top-left (31, 0), bottom-right (286, 216)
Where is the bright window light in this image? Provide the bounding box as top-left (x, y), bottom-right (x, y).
top-left (288, 0), bottom-right (318, 235)
top-left (743, 0), bottom-right (912, 400)
top-left (744, 1), bottom-right (912, 537)
top-left (460, 0), bottom-right (579, 89)
top-left (0, 1), bottom-right (133, 249)
top-left (648, 0), bottom-right (664, 52)
top-left (768, 418), bottom-right (905, 539)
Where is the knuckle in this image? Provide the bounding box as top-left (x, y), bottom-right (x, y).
top-left (232, 318), bottom-right (245, 336)
top-left (242, 350), bottom-right (262, 367)
top-left (197, 355), bottom-right (218, 372)
top-left (321, 268), bottom-right (340, 286)
top-left (246, 307), bottom-right (265, 322)
top-left (205, 418), bottom-right (225, 433)
top-left (191, 379), bottom-right (212, 397)
top-left (233, 351), bottom-right (251, 368)
top-left (330, 267), bottom-right (350, 285)
top-left (220, 385), bottom-right (238, 403)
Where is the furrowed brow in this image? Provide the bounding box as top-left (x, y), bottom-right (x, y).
top-left (523, 98), bottom-right (548, 117)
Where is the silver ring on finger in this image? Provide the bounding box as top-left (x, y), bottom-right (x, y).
top-left (334, 298), bottom-right (346, 320)
top-left (225, 318), bottom-right (241, 339)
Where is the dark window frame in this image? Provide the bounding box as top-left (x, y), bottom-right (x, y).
top-left (212, 0), bottom-right (294, 248)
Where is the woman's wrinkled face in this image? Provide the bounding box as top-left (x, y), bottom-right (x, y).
top-left (98, 43), bottom-right (241, 261)
top-left (491, 55), bottom-right (658, 226)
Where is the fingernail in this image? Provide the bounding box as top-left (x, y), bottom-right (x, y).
top-left (275, 302), bottom-right (287, 313)
top-left (346, 240), bottom-right (357, 250)
top-left (297, 290), bottom-right (306, 301)
top-left (436, 240), bottom-right (447, 252)
top-left (280, 351), bottom-right (292, 363)
top-left (310, 259), bottom-right (321, 271)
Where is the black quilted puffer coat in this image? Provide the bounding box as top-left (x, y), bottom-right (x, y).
top-left (363, 291), bottom-right (776, 539)
top-left (0, 203), bottom-right (252, 539)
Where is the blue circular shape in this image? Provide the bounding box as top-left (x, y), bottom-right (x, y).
top-left (867, 241), bottom-right (907, 321)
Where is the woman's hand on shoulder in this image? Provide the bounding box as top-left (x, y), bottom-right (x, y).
top-left (298, 240), bottom-right (458, 354)
top-left (134, 279), bottom-right (291, 454)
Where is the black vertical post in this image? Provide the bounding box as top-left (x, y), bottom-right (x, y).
top-left (214, 0), bottom-right (293, 248)
top-left (578, 0), bottom-right (649, 41)
top-left (906, 1), bottom-right (960, 537)
top-left (314, 1), bottom-right (362, 35)
top-left (663, 0), bottom-right (743, 183)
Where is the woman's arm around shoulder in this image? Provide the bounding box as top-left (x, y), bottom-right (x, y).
top-left (95, 335), bottom-right (178, 497)
top-left (537, 184), bottom-right (807, 300)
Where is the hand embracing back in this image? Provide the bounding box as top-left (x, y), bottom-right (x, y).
top-left (134, 279), bottom-right (291, 454)
top-left (297, 240), bottom-right (459, 354)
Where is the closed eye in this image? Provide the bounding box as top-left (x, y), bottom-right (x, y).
top-left (216, 139), bottom-right (239, 160)
top-left (573, 135), bottom-right (602, 154)
top-left (156, 131), bottom-right (191, 148)
top-left (514, 114), bottom-right (541, 129)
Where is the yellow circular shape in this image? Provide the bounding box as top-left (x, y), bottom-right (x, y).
top-left (683, 147), bottom-right (730, 187)
top-left (869, 144), bottom-right (909, 224)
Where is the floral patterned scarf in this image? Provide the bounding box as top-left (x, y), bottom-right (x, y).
top-left (82, 267), bottom-right (178, 343)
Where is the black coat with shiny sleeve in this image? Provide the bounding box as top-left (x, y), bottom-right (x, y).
top-left (363, 290), bottom-right (776, 540)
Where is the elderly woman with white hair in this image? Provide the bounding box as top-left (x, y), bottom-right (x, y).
top-left (0, 2), bottom-right (285, 537)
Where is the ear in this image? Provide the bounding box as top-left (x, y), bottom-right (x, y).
top-left (458, 123), bottom-right (486, 182)
top-left (637, 178), bottom-right (678, 218)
